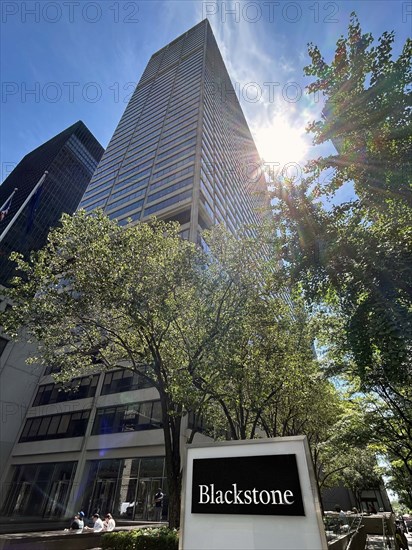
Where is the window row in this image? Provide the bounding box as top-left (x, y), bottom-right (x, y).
top-left (158, 128), bottom-right (196, 154)
top-left (143, 189), bottom-right (192, 217)
top-left (163, 102), bottom-right (199, 131)
top-left (150, 165), bottom-right (194, 191)
top-left (20, 411), bottom-right (90, 442)
top-left (154, 149), bottom-right (193, 172)
top-left (152, 154), bottom-right (195, 180)
top-left (93, 150), bottom-right (124, 174)
top-left (147, 177), bottom-right (193, 204)
top-left (110, 199), bottom-right (145, 219)
top-left (113, 174), bottom-right (150, 192)
top-left (161, 117), bottom-right (196, 141)
top-left (101, 369), bottom-right (152, 395)
top-left (109, 180), bottom-right (147, 204)
top-left (119, 150), bottom-right (155, 174)
top-left (117, 167), bottom-right (151, 186)
top-left (32, 375), bottom-right (99, 407)
top-left (156, 137), bottom-right (197, 162)
top-left (92, 400), bottom-right (162, 435)
top-left (106, 187), bottom-right (147, 213)
top-left (81, 187), bottom-right (111, 208)
top-left (125, 140), bottom-right (158, 163)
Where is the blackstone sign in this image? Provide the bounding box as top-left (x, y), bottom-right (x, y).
top-left (192, 454), bottom-right (304, 515)
top-left (181, 437), bottom-right (327, 550)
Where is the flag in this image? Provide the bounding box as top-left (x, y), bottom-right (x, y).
top-left (0, 189), bottom-right (17, 222)
top-left (26, 184), bottom-right (44, 234)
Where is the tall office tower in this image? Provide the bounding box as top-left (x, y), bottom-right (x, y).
top-left (0, 121), bottom-right (104, 287)
top-left (0, 21), bottom-right (269, 524)
top-left (79, 19), bottom-right (269, 239)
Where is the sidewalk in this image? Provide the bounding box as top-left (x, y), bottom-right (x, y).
top-left (366, 530), bottom-right (412, 549)
top-left (0, 524), bottom-right (163, 550)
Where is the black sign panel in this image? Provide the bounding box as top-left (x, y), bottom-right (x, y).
top-left (191, 454), bottom-right (304, 516)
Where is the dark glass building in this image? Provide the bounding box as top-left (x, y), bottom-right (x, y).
top-left (0, 121), bottom-right (104, 286)
top-left (79, 20), bottom-right (269, 240)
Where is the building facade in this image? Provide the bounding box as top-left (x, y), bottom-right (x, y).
top-left (0, 122), bottom-right (103, 510)
top-left (79, 19), bottom-right (268, 239)
top-left (0, 121), bottom-right (104, 287)
top-left (0, 20), bottom-right (269, 522)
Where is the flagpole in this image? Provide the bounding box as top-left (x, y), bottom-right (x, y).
top-left (0, 188), bottom-right (18, 211)
top-left (0, 171), bottom-right (48, 244)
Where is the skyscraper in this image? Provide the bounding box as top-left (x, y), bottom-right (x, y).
top-left (79, 19), bottom-right (269, 239)
top-left (0, 21), bottom-right (269, 523)
top-left (0, 121), bottom-right (104, 286)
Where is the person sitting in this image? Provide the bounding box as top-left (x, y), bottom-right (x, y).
top-left (77, 511), bottom-right (85, 529)
top-left (83, 513), bottom-right (104, 532)
top-left (103, 513), bottom-right (116, 531)
top-left (64, 512), bottom-right (84, 533)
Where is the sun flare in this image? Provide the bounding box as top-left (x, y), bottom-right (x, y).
top-left (254, 117), bottom-right (309, 179)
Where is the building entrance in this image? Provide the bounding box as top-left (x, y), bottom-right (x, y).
top-left (90, 478), bottom-right (118, 516)
top-left (83, 457), bottom-right (166, 521)
top-left (1, 462), bottom-right (77, 517)
top-left (134, 478), bottom-right (164, 521)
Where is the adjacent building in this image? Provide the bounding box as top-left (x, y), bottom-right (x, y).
top-left (0, 122), bottom-right (103, 506)
top-left (0, 120), bottom-right (104, 286)
top-left (0, 20), bottom-right (270, 522)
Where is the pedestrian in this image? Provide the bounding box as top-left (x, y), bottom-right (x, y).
top-left (154, 488), bottom-right (164, 521)
top-left (334, 505), bottom-right (347, 532)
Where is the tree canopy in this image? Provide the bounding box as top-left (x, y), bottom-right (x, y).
top-left (272, 13), bottom-right (411, 499)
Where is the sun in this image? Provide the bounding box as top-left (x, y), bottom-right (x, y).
top-left (254, 117), bottom-right (309, 180)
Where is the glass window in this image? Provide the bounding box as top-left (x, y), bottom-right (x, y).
top-left (19, 411), bottom-right (90, 442)
top-left (92, 401), bottom-right (162, 435)
top-left (1, 462), bottom-right (77, 518)
top-left (101, 369), bottom-right (151, 395)
top-left (143, 189), bottom-right (192, 217)
top-left (48, 416), bottom-right (61, 435)
top-left (32, 375), bottom-right (99, 406)
top-left (37, 417), bottom-right (51, 437)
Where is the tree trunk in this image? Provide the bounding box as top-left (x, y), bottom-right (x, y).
top-left (166, 465), bottom-right (182, 529)
top-left (158, 388), bottom-right (183, 529)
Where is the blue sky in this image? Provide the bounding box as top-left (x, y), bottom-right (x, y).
top-left (1, 0), bottom-right (411, 186)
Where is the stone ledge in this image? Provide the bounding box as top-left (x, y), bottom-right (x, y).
top-left (1, 530), bottom-right (107, 550)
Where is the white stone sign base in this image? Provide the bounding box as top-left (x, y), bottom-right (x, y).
top-left (180, 436), bottom-right (327, 550)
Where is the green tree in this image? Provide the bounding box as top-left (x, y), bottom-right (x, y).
top-left (358, 388), bottom-right (412, 507)
top-left (0, 212), bottom-right (290, 527)
top-left (312, 398), bottom-right (384, 511)
top-left (2, 212), bottom-right (203, 527)
top-left (273, 13), bottom-right (411, 386)
top-left (271, 14), bottom-right (411, 500)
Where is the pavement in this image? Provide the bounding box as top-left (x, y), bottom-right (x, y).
top-left (366, 530), bottom-right (412, 549)
top-left (0, 524), bottom-right (165, 550)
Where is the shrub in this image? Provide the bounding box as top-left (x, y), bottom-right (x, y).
top-left (102, 527), bottom-right (178, 550)
top-left (102, 530), bottom-right (140, 550)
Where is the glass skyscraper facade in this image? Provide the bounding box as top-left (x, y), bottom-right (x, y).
top-left (0, 121), bottom-right (104, 286)
top-left (79, 20), bottom-right (269, 239)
